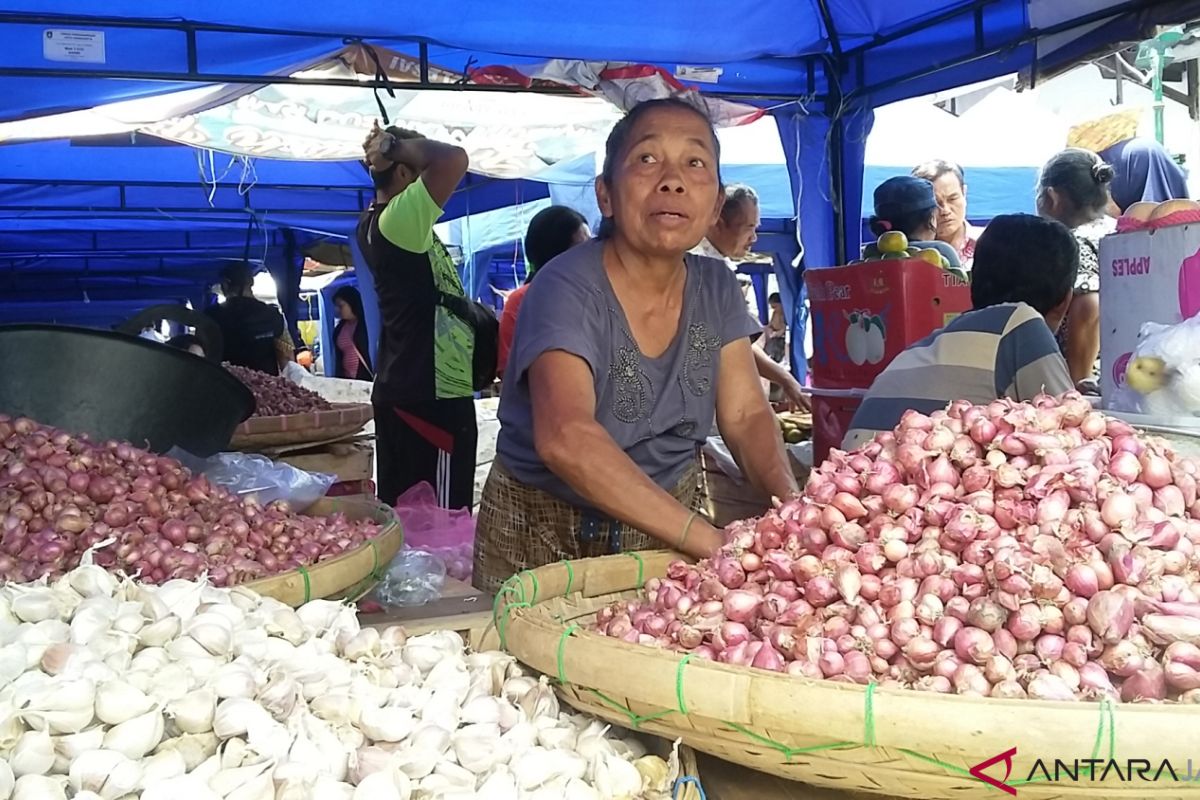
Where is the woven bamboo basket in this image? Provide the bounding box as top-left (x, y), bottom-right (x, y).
top-left (238, 496), bottom-right (401, 606)
top-left (498, 551), bottom-right (1200, 799)
top-left (230, 403), bottom-right (372, 450)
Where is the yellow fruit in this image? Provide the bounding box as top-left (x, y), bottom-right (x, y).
top-left (1123, 201), bottom-right (1157, 223)
top-left (877, 231), bottom-right (909, 254)
top-left (917, 249), bottom-right (943, 267)
top-left (785, 429), bottom-right (805, 444)
top-left (1150, 199), bottom-right (1200, 221)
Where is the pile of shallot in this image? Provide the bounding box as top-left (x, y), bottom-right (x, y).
top-left (0, 562), bottom-right (681, 800)
top-left (0, 416), bottom-right (380, 587)
top-left (595, 393), bottom-right (1200, 703)
top-left (225, 365), bottom-right (331, 418)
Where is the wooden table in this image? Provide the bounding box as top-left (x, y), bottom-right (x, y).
top-left (359, 576), bottom-right (496, 648)
top-left (697, 754), bottom-right (887, 800)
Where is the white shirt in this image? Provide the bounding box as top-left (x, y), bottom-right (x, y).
top-left (692, 238), bottom-right (757, 317)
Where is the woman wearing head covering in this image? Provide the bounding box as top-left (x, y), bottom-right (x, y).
top-left (331, 285), bottom-right (373, 381)
top-left (472, 98), bottom-right (798, 593)
top-left (862, 177), bottom-right (962, 269)
top-left (1036, 148), bottom-right (1117, 388)
top-left (1100, 137), bottom-right (1189, 212)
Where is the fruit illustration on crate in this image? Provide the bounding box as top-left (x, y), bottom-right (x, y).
top-left (844, 309), bottom-right (886, 366)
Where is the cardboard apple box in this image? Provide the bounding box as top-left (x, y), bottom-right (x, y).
top-left (1099, 223), bottom-right (1200, 405)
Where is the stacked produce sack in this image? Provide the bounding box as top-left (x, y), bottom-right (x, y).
top-left (597, 393), bottom-right (1200, 703)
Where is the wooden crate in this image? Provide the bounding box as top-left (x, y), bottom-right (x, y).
top-left (360, 577), bottom-right (494, 649)
top-left (272, 439), bottom-right (374, 483)
top-left (697, 754), bottom-right (882, 800)
top-left (701, 447), bottom-right (810, 527)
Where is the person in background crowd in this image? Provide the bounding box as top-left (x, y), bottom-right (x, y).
top-left (862, 177), bottom-right (961, 268)
top-left (331, 285), bottom-right (373, 381)
top-left (764, 292), bottom-right (786, 363)
top-left (473, 98), bottom-right (797, 592)
top-left (912, 159), bottom-right (981, 269)
top-left (843, 214), bottom-right (1076, 449)
top-left (1036, 148), bottom-right (1116, 390)
top-left (498, 206), bottom-right (591, 377)
top-left (695, 184), bottom-right (810, 410)
top-left (205, 263), bottom-right (291, 375)
top-left (166, 334), bottom-right (206, 358)
top-left (357, 122), bottom-right (477, 510)
top-left (1100, 137), bottom-right (1190, 213)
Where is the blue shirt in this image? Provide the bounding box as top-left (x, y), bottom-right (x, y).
top-left (497, 240), bottom-right (761, 508)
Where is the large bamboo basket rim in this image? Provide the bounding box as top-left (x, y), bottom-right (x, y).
top-left (496, 550), bottom-right (1200, 799)
top-left (230, 402), bottom-right (372, 450)
top-left (238, 495), bottom-right (401, 606)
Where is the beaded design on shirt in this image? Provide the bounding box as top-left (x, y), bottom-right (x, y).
top-left (610, 346), bottom-right (651, 423)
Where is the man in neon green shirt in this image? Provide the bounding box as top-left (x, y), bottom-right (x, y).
top-left (357, 123), bottom-right (476, 509)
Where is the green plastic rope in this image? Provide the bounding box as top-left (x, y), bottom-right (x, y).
top-left (557, 624), bottom-right (579, 686)
top-left (497, 601), bottom-right (530, 650)
top-left (863, 682), bottom-right (877, 747)
top-left (296, 566), bottom-right (311, 604)
top-left (675, 654), bottom-right (694, 714)
top-left (1092, 695), bottom-right (1117, 761)
top-left (723, 721), bottom-right (856, 761)
top-left (519, 569), bottom-right (540, 605)
top-left (585, 688), bottom-right (673, 729)
top-left (625, 551), bottom-right (645, 587)
top-left (561, 559), bottom-right (575, 597)
top-left (368, 539), bottom-right (380, 577)
top-left (491, 577), bottom-right (528, 649)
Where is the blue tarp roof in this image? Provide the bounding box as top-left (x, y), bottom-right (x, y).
top-left (1, 0), bottom-right (1196, 344)
top-left (2, 2), bottom-right (1193, 116)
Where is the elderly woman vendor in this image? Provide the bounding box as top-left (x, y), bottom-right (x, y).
top-left (472, 98), bottom-right (797, 592)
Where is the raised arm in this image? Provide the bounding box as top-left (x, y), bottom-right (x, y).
top-left (383, 132), bottom-right (468, 209)
top-left (717, 338), bottom-right (799, 499)
top-left (529, 350), bottom-right (722, 558)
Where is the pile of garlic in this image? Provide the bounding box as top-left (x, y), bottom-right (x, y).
top-left (0, 560), bottom-right (680, 800)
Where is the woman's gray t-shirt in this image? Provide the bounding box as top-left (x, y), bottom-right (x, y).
top-left (497, 239), bottom-right (761, 509)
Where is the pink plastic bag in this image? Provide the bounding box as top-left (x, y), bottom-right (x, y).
top-left (393, 482), bottom-right (475, 581)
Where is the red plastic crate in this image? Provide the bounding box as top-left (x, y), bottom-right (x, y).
top-left (811, 389), bottom-right (864, 466)
top-left (805, 259), bottom-right (972, 391)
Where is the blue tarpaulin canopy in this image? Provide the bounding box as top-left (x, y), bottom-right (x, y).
top-left (0, 0), bottom-right (1195, 369)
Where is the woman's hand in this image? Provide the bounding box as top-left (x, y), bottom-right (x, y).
top-left (719, 339), bottom-right (799, 500)
top-left (680, 517), bottom-right (724, 559)
top-left (362, 121), bottom-right (396, 171)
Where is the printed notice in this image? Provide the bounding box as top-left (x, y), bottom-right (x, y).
top-left (43, 29), bottom-right (106, 64)
top-left (675, 65), bottom-right (723, 84)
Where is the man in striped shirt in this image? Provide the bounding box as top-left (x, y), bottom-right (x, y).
top-left (843, 214), bottom-right (1078, 450)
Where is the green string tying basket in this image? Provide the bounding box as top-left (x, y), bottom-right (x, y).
top-left (238, 496), bottom-right (402, 607)
top-left (496, 550), bottom-right (1200, 799)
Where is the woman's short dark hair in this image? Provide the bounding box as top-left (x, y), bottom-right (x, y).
top-left (597, 97), bottom-right (722, 238)
top-left (332, 285), bottom-right (366, 321)
top-left (524, 205), bottom-right (588, 273)
top-left (970, 214), bottom-right (1078, 314)
top-left (1038, 148), bottom-right (1115, 218)
top-left (912, 159), bottom-right (965, 188)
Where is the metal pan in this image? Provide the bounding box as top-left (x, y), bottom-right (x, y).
top-left (0, 324), bottom-right (254, 456)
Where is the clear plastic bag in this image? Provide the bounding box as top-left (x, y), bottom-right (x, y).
top-left (167, 448), bottom-right (336, 508)
top-left (393, 482), bottom-right (476, 582)
top-left (373, 549), bottom-right (447, 607)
